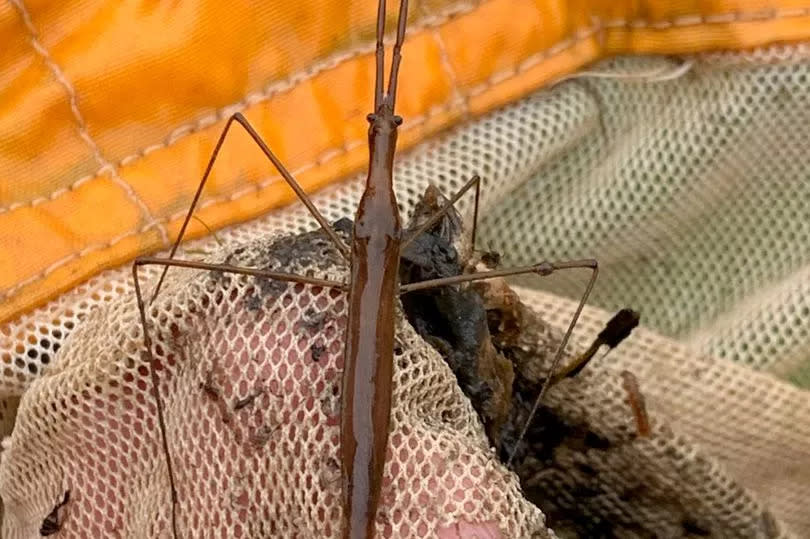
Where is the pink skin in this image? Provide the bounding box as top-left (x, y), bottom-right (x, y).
top-left (437, 521), bottom-right (503, 538)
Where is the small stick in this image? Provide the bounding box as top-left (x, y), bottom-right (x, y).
top-left (621, 371), bottom-right (651, 438)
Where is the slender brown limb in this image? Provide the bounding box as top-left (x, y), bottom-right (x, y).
top-left (505, 260), bottom-right (598, 467)
top-left (374, 0), bottom-right (387, 109)
top-left (386, 0), bottom-right (410, 108)
top-left (132, 263), bottom-right (180, 539)
top-left (397, 258), bottom-right (598, 468)
top-left (149, 112), bottom-right (350, 304)
top-left (190, 215), bottom-right (224, 247)
top-left (133, 255), bottom-right (345, 538)
top-left (399, 259), bottom-right (595, 293)
top-left (471, 175), bottom-right (481, 249)
top-left (138, 257), bottom-right (346, 290)
top-left (400, 175), bottom-right (481, 251)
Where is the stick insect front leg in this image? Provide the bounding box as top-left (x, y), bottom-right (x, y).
top-left (135, 111), bottom-right (351, 538)
top-left (133, 256), bottom-right (345, 538)
top-left (149, 112), bottom-right (350, 304)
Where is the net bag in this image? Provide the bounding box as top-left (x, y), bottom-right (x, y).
top-left (3, 46), bottom-right (810, 537)
top-left (0, 208), bottom-right (793, 537)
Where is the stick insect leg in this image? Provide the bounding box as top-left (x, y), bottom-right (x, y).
top-left (150, 112), bottom-right (350, 304)
top-left (133, 256), bottom-right (344, 538)
top-left (401, 174), bottom-right (481, 251)
top-left (399, 258), bottom-right (598, 467)
top-left (374, 0), bottom-right (386, 109)
top-left (385, 0), bottom-right (410, 108)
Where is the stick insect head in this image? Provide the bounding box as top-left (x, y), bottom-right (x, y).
top-left (368, 0), bottom-right (409, 136)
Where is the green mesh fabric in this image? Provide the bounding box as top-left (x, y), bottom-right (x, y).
top-left (475, 49), bottom-right (810, 381)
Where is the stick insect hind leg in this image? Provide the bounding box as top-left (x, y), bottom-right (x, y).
top-left (133, 112), bottom-right (352, 538)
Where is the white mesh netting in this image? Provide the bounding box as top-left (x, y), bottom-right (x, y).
top-left (0, 222), bottom-right (794, 538)
top-left (1, 226), bottom-right (553, 537)
top-left (2, 44), bottom-right (810, 537)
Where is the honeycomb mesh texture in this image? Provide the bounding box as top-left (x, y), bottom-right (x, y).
top-left (0, 234), bottom-right (795, 538)
top-left (486, 284), bottom-right (787, 538)
top-left (1, 230), bottom-right (550, 537)
top-left (514, 287), bottom-right (809, 538)
top-left (2, 44), bottom-right (810, 536)
top-left (474, 48), bottom-right (810, 379)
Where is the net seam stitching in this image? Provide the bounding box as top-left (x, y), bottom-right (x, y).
top-left (467, 8), bottom-right (810, 97)
top-left (0, 98), bottom-right (459, 302)
top-left (425, 2), bottom-right (470, 118)
top-left (7, 0), bottom-right (170, 246)
top-left (2, 6), bottom-right (807, 216)
top-left (3, 6), bottom-right (810, 302)
top-left (0, 0), bottom-right (483, 216)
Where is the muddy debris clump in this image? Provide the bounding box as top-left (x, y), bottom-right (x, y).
top-left (398, 187), bottom-right (769, 538)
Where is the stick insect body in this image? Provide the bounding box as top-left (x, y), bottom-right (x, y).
top-left (132, 0), bottom-right (599, 537)
top-left (339, 1), bottom-right (406, 533)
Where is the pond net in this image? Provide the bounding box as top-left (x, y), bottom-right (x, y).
top-left (2, 48), bottom-right (810, 537)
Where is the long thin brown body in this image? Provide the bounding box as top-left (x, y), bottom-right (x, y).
top-left (339, 1), bottom-right (409, 537)
top-left (341, 115), bottom-right (402, 539)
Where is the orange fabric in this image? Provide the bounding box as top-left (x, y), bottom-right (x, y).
top-left (1, 0), bottom-right (810, 325)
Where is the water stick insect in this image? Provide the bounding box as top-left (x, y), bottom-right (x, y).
top-left (132, 0), bottom-right (600, 537)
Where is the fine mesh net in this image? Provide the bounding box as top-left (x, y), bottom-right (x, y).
top-left (0, 226), bottom-right (791, 538)
top-left (477, 281), bottom-right (784, 539)
top-left (475, 49), bottom-right (810, 378)
top-left (1, 227), bottom-right (549, 537)
top-left (518, 287), bottom-right (810, 538)
top-left (2, 44), bottom-right (810, 537)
